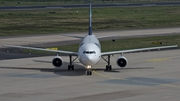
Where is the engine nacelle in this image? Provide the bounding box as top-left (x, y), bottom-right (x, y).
top-left (116, 56), bottom-right (128, 68)
top-left (52, 56), bottom-right (63, 67)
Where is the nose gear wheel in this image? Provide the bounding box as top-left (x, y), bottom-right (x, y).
top-left (87, 70), bottom-right (92, 75)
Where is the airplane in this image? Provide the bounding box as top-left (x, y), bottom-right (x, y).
top-left (3, 3), bottom-right (178, 75)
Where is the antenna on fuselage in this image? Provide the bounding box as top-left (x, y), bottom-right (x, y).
top-left (88, 2), bottom-right (92, 35)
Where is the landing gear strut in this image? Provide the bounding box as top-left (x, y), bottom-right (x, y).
top-left (68, 55), bottom-right (77, 70)
top-left (102, 55), bottom-right (112, 71)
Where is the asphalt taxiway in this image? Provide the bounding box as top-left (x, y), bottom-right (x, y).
top-left (0, 49), bottom-right (180, 101)
top-left (1, 27), bottom-right (180, 48)
top-left (0, 28), bottom-right (180, 101)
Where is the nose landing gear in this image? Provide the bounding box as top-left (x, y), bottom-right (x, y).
top-left (86, 65), bottom-right (92, 75)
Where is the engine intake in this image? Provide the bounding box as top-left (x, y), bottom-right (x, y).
top-left (52, 56), bottom-right (63, 67)
top-left (117, 56), bottom-right (128, 67)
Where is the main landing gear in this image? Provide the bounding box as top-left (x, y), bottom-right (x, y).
top-left (68, 55), bottom-right (77, 70)
top-left (102, 55), bottom-right (112, 71)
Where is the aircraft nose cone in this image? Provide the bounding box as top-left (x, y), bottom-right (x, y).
top-left (86, 55), bottom-right (92, 60)
top-left (86, 55), bottom-right (94, 65)
top-left (80, 55), bottom-right (98, 66)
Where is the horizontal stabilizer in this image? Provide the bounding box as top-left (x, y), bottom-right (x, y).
top-left (61, 34), bottom-right (120, 39)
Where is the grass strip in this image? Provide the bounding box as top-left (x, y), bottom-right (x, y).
top-left (0, 0), bottom-right (180, 6)
top-left (0, 6), bottom-right (180, 36)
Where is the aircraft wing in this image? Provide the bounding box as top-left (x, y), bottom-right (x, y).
top-left (3, 44), bottom-right (78, 56)
top-left (101, 45), bottom-right (178, 56)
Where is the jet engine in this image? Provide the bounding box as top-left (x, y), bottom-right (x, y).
top-left (116, 56), bottom-right (128, 68)
top-left (52, 56), bottom-right (63, 67)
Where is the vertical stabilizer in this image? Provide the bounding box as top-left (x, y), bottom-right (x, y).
top-left (88, 3), bottom-right (92, 35)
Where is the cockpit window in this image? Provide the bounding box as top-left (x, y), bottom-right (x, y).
top-left (94, 43), bottom-right (100, 48)
top-left (83, 51), bottom-right (96, 54)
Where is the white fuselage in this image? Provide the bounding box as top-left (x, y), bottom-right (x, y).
top-left (78, 34), bottom-right (101, 67)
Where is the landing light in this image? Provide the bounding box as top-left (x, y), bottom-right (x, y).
top-left (87, 65), bottom-right (91, 69)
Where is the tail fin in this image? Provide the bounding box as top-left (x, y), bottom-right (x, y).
top-left (88, 3), bottom-right (92, 35)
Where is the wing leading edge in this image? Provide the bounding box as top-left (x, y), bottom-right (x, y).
top-left (3, 44), bottom-right (178, 56)
top-left (3, 44), bottom-right (78, 56)
top-left (101, 45), bottom-right (178, 56)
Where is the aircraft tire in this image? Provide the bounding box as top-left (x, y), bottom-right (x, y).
top-left (106, 65), bottom-right (112, 71)
top-left (89, 71), bottom-right (92, 75)
top-left (68, 65), bottom-right (74, 70)
top-left (86, 70), bottom-right (92, 75)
